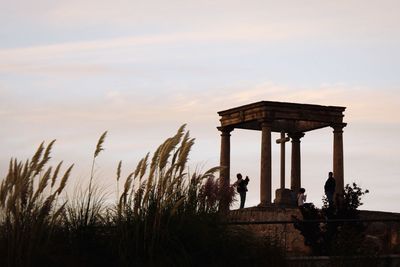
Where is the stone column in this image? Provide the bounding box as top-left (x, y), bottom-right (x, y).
top-left (289, 132), bottom-right (304, 194)
top-left (332, 123), bottom-right (346, 195)
top-left (218, 126), bottom-right (233, 211)
top-left (260, 121), bottom-right (272, 206)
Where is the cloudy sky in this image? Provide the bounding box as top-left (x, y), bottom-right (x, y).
top-left (1, 0), bottom-right (399, 211)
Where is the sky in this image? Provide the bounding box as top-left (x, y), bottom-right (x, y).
top-left (1, 0), bottom-right (400, 212)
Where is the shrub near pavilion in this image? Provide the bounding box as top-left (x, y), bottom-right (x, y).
top-left (294, 182), bottom-right (375, 265)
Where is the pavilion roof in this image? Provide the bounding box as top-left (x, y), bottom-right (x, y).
top-left (218, 101), bottom-right (346, 133)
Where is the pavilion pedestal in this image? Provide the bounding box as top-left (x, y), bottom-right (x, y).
top-left (274, 188), bottom-right (295, 207)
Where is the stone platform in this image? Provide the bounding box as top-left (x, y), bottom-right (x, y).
top-left (226, 206), bottom-right (400, 256)
top-left (227, 206), bottom-right (310, 255)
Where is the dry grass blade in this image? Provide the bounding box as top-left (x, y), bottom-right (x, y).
top-left (116, 161), bottom-right (122, 182)
top-left (56, 164), bottom-right (74, 194)
top-left (159, 163), bottom-right (179, 200)
top-left (131, 152), bottom-right (149, 182)
top-left (178, 136), bottom-right (195, 174)
top-left (116, 161), bottom-right (122, 201)
top-left (39, 167), bottom-right (52, 192)
top-left (7, 190), bottom-right (18, 215)
top-left (51, 161), bottom-right (63, 188)
top-left (149, 144), bottom-right (161, 172)
top-left (19, 163), bottom-right (31, 208)
top-left (161, 173), bottom-right (185, 208)
top-left (39, 194), bottom-right (56, 218)
top-left (139, 153), bottom-right (149, 180)
top-left (29, 141), bottom-right (44, 172)
top-left (145, 146), bottom-right (162, 203)
top-left (158, 125), bottom-right (185, 170)
top-left (123, 172), bottom-right (134, 194)
top-left (201, 166), bottom-right (222, 179)
top-left (120, 172), bottom-right (134, 204)
top-left (94, 131), bottom-right (107, 158)
top-left (34, 139), bottom-right (56, 176)
top-left (158, 139), bottom-right (173, 171)
top-left (52, 201), bottom-right (67, 223)
top-left (134, 157), bottom-right (144, 178)
top-left (171, 147), bottom-right (180, 167)
top-left (12, 159), bottom-right (20, 187)
top-left (32, 167), bottom-right (52, 202)
top-left (0, 181), bottom-right (5, 208)
top-left (170, 197), bottom-right (185, 216)
top-left (22, 160), bottom-right (33, 202)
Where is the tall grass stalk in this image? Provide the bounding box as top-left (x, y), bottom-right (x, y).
top-left (0, 141), bottom-right (73, 266)
top-left (64, 131), bottom-right (108, 231)
top-left (86, 131), bottom-right (107, 221)
top-left (116, 160), bottom-right (122, 202)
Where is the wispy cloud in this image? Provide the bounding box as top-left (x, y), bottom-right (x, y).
top-left (0, 27), bottom-right (296, 58)
top-left (1, 79), bottom-right (398, 127)
top-left (208, 84), bottom-right (400, 124)
top-left (0, 29), bottom-right (299, 76)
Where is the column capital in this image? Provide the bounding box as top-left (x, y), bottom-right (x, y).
top-left (288, 132), bottom-right (305, 141)
top-left (217, 126), bottom-right (234, 135)
top-left (331, 123), bottom-right (347, 133)
top-left (259, 119), bottom-right (273, 128)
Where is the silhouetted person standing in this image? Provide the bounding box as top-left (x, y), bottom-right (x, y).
top-left (235, 173), bottom-right (249, 209)
top-left (324, 172), bottom-right (336, 206)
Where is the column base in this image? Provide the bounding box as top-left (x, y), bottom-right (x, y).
top-left (274, 188), bottom-right (296, 207)
top-left (257, 202), bottom-right (274, 208)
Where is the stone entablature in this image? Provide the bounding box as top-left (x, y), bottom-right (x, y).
top-left (218, 101), bottom-right (346, 133)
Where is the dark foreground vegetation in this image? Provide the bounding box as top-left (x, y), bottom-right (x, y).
top-left (293, 183), bottom-right (381, 266)
top-left (0, 125), bottom-right (285, 267)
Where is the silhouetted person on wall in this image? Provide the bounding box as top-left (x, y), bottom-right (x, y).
top-left (297, 188), bottom-right (307, 207)
top-left (235, 173), bottom-right (249, 209)
top-left (324, 171), bottom-right (336, 207)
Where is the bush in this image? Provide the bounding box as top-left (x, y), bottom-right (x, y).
top-left (293, 183), bottom-right (374, 260)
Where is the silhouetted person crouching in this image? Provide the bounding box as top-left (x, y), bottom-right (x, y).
top-left (297, 188), bottom-right (307, 207)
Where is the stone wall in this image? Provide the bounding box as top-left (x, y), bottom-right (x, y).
top-left (227, 206), bottom-right (310, 255)
top-left (360, 210), bottom-right (400, 254)
top-left (227, 207), bottom-right (400, 256)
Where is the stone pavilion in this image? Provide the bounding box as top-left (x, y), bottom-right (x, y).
top-left (217, 101), bottom-right (346, 210)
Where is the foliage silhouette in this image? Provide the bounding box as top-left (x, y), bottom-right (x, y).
top-left (293, 183), bottom-right (378, 265)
